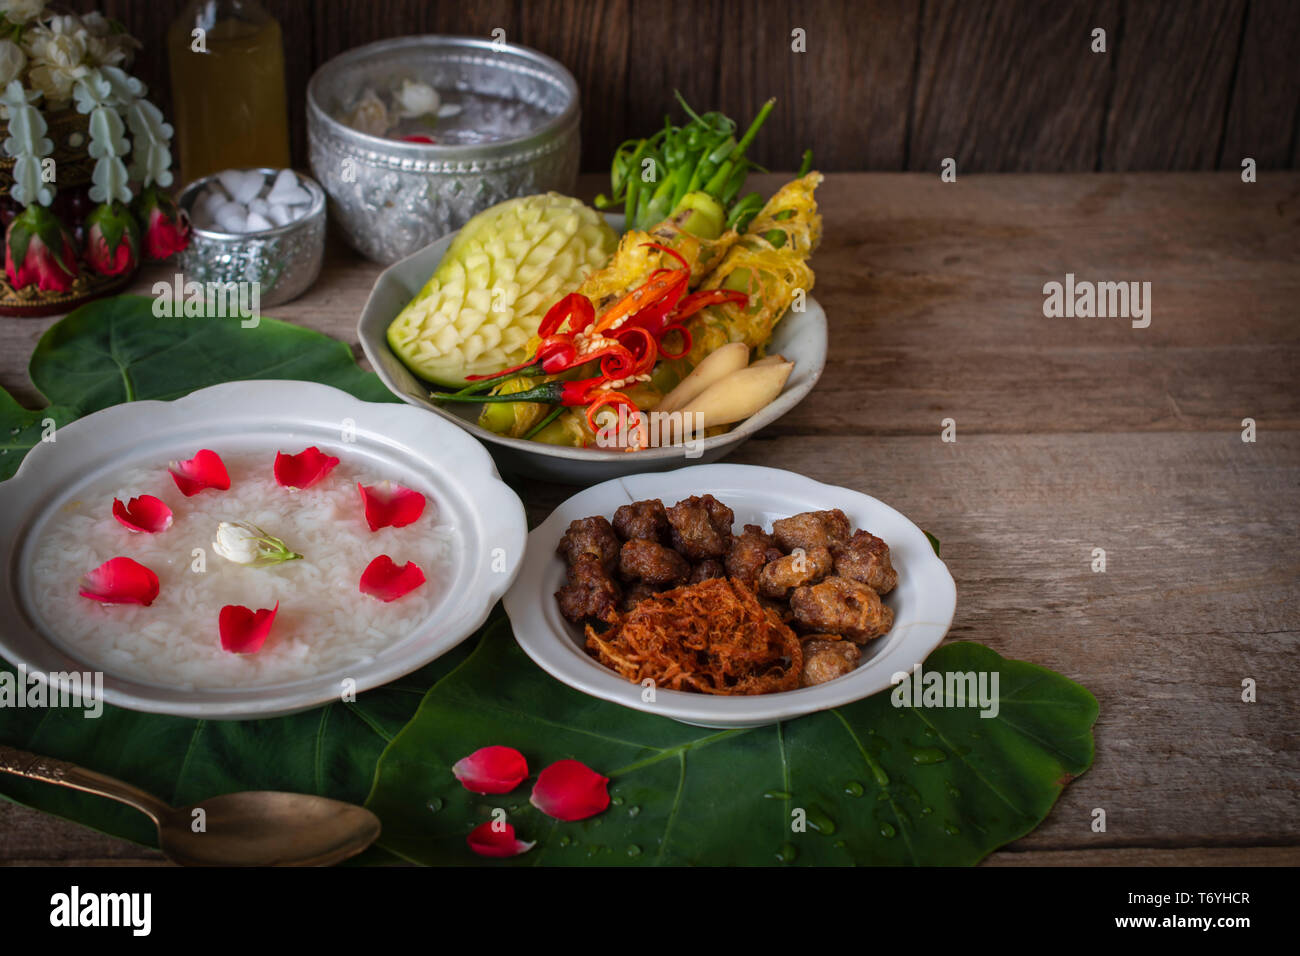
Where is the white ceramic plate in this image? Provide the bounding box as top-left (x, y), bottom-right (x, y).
top-left (0, 381), bottom-right (526, 720)
top-left (357, 214), bottom-right (828, 484)
top-left (504, 464), bottom-right (957, 728)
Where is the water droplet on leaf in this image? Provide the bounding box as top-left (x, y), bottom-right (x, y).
top-left (806, 806), bottom-right (836, 835)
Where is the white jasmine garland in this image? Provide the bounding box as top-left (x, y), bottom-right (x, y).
top-left (72, 69), bottom-right (130, 204)
top-left (0, 12), bottom-right (174, 212)
top-left (123, 92), bottom-right (173, 187)
top-left (0, 78), bottom-right (52, 206)
top-left (67, 65), bottom-right (172, 200)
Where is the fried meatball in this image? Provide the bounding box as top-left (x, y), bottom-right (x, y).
top-left (620, 581), bottom-right (663, 613)
top-left (771, 509), bottom-right (852, 553)
top-left (665, 494), bottom-right (734, 560)
top-left (688, 558), bottom-right (726, 584)
top-left (612, 499), bottom-right (669, 543)
top-left (618, 538), bottom-right (690, 586)
top-left (758, 546), bottom-right (834, 599)
top-left (833, 529), bottom-right (898, 594)
top-left (800, 637), bottom-right (861, 686)
top-left (725, 524), bottom-right (782, 590)
top-left (557, 516), bottom-right (620, 573)
top-left (555, 555), bottom-right (621, 624)
top-left (789, 575), bottom-right (894, 642)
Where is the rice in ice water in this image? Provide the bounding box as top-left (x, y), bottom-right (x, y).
top-left (29, 451), bottom-right (457, 689)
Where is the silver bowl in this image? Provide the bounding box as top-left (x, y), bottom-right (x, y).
top-left (307, 35), bottom-right (581, 265)
top-left (176, 168), bottom-right (327, 308)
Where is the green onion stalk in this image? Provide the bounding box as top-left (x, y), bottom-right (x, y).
top-left (595, 93), bottom-right (782, 239)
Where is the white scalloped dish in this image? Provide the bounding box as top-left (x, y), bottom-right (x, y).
top-left (0, 381), bottom-right (526, 719)
top-left (505, 464), bottom-right (958, 728)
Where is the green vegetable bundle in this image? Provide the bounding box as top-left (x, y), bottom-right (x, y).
top-left (596, 93), bottom-right (809, 238)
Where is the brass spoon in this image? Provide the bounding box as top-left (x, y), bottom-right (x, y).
top-left (0, 744), bottom-right (381, 866)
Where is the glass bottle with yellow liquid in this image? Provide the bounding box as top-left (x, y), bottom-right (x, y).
top-left (167, 0), bottom-right (291, 186)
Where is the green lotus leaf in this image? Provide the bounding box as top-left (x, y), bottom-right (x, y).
top-left (366, 618), bottom-right (1098, 866)
top-left (0, 294), bottom-right (395, 480)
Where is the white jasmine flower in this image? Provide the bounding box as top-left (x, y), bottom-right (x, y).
top-left (213, 521), bottom-right (303, 568)
top-left (79, 11), bottom-right (112, 36)
top-left (0, 0), bottom-right (46, 26)
top-left (341, 88), bottom-right (390, 137)
top-left (24, 17), bottom-right (91, 106)
top-left (0, 39), bottom-right (25, 89)
top-left (395, 79), bottom-right (439, 118)
top-left (80, 11), bottom-right (140, 69)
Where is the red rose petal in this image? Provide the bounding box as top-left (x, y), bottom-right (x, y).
top-left (529, 759), bottom-right (610, 821)
top-left (358, 481), bottom-right (426, 531)
top-left (168, 449), bottom-right (230, 497)
top-left (466, 820), bottom-right (534, 858)
top-left (452, 746), bottom-right (529, 795)
top-left (111, 495), bottom-right (173, 534)
top-left (219, 602), bottom-right (279, 654)
top-left (79, 557), bottom-right (160, 606)
top-left (359, 555), bottom-right (426, 602)
top-left (274, 446), bottom-right (340, 490)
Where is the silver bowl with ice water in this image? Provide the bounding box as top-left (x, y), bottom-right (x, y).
top-left (176, 168), bottom-right (327, 308)
top-left (306, 35), bottom-right (581, 264)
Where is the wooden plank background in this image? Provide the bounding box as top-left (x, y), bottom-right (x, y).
top-left (70, 0), bottom-right (1300, 173)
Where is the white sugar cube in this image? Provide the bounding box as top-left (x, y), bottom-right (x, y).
top-left (198, 186), bottom-right (227, 214)
top-left (269, 169), bottom-right (297, 193)
top-left (266, 202), bottom-right (295, 227)
top-left (214, 202), bottom-right (248, 233)
top-left (195, 190), bottom-right (229, 229)
top-left (267, 169), bottom-right (311, 207)
top-left (217, 169), bottom-right (264, 204)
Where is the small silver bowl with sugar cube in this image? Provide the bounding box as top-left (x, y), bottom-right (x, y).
top-left (176, 168), bottom-right (327, 308)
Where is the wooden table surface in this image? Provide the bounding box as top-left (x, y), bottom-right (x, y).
top-left (1, 172), bottom-right (1297, 865)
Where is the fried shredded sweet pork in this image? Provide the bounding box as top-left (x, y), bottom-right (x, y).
top-left (585, 577), bottom-right (803, 696)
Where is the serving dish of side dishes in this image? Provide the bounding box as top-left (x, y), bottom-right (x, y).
top-left (356, 214), bottom-right (827, 484)
top-left (504, 464), bottom-right (957, 728)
